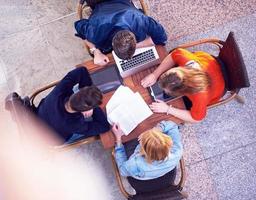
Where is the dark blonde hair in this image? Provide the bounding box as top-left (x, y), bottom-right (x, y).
top-left (139, 129), bottom-right (172, 163)
top-left (112, 30), bottom-right (136, 60)
top-left (159, 67), bottom-right (211, 96)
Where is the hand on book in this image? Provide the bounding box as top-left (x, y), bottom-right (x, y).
top-left (112, 123), bottom-right (125, 144)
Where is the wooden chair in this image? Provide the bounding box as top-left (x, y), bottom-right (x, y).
top-left (111, 149), bottom-right (188, 200)
top-left (5, 82), bottom-right (99, 151)
top-left (76, 0), bottom-right (149, 56)
top-left (175, 31), bottom-right (250, 109)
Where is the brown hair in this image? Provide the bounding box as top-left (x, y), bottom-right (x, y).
top-left (139, 129), bottom-right (172, 163)
top-left (112, 30), bottom-right (136, 60)
top-left (69, 85), bottom-right (102, 112)
top-left (159, 67), bottom-right (211, 96)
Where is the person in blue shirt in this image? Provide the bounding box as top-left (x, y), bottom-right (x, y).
top-left (112, 120), bottom-right (183, 180)
top-left (37, 67), bottom-right (110, 143)
top-left (74, 0), bottom-right (167, 66)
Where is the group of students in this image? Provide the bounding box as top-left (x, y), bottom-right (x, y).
top-left (35, 0), bottom-right (225, 184)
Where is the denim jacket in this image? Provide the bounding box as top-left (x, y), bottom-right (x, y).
top-left (114, 121), bottom-right (183, 180)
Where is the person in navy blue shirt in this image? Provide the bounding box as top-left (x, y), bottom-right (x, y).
top-left (37, 67), bottom-right (110, 142)
top-left (75, 0), bottom-right (167, 66)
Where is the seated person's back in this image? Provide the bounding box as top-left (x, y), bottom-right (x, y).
top-left (112, 121), bottom-right (183, 180)
top-left (75, 0), bottom-right (167, 65)
top-left (37, 67), bottom-right (110, 142)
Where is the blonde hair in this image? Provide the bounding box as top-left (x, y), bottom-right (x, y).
top-left (139, 129), bottom-right (172, 163)
top-left (159, 66), bottom-right (211, 96)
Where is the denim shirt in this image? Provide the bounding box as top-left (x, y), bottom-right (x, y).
top-left (114, 121), bottom-right (183, 180)
top-left (74, 0), bottom-right (167, 54)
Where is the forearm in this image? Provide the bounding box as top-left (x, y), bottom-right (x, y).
top-left (136, 37), bottom-right (154, 48)
top-left (83, 39), bottom-right (101, 56)
top-left (168, 106), bottom-right (201, 123)
top-left (114, 145), bottom-right (131, 177)
top-left (152, 54), bottom-right (175, 78)
top-left (57, 67), bottom-right (92, 91)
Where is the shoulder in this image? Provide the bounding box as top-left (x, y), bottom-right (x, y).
top-left (170, 48), bottom-right (197, 65)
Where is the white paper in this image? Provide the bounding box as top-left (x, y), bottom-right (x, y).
top-left (106, 86), bottom-right (153, 135)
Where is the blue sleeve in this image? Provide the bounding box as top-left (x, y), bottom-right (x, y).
top-left (146, 16), bottom-right (167, 45)
top-left (74, 19), bottom-right (89, 40)
top-left (157, 121), bottom-right (183, 156)
top-left (54, 67), bottom-right (92, 93)
top-left (83, 107), bottom-right (110, 135)
top-left (114, 144), bottom-right (142, 177)
top-left (114, 144), bottom-right (132, 177)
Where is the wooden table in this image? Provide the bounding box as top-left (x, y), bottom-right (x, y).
top-left (78, 45), bottom-right (185, 149)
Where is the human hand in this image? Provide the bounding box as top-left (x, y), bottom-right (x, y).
top-left (141, 73), bottom-right (157, 88)
top-left (149, 99), bottom-right (169, 113)
top-left (112, 123), bottom-right (124, 143)
top-left (82, 109), bottom-right (93, 118)
top-left (94, 50), bottom-right (109, 66)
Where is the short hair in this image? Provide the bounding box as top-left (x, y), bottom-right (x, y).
top-left (159, 67), bottom-right (211, 96)
top-left (69, 85), bottom-right (102, 112)
top-left (139, 129), bottom-right (172, 163)
top-left (112, 30), bottom-right (136, 60)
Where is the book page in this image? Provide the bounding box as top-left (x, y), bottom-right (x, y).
top-left (106, 88), bottom-right (153, 135)
top-left (106, 86), bottom-right (134, 114)
top-left (107, 104), bottom-right (137, 135)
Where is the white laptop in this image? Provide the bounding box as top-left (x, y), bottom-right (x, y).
top-left (112, 46), bottom-right (160, 78)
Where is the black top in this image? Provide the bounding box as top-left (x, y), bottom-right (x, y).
top-left (37, 67), bottom-right (110, 141)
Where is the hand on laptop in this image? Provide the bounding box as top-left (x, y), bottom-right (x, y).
top-left (94, 50), bottom-right (109, 66)
top-left (141, 73), bottom-right (157, 88)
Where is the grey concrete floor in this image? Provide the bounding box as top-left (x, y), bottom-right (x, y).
top-left (0, 0), bottom-right (256, 200)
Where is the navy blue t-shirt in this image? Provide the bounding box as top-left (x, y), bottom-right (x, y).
top-left (74, 0), bottom-right (167, 54)
top-left (37, 67), bottom-right (110, 141)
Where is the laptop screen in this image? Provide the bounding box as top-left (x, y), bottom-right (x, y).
top-left (91, 64), bottom-right (123, 94)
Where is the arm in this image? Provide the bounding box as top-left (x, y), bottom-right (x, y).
top-left (159, 121), bottom-right (183, 156)
top-left (83, 107), bottom-right (110, 135)
top-left (83, 40), bottom-right (109, 66)
top-left (141, 54), bottom-right (175, 87)
top-left (55, 67), bottom-right (92, 92)
top-left (146, 17), bottom-right (167, 45)
top-left (112, 124), bottom-right (139, 177)
top-left (150, 100), bottom-right (201, 123)
top-left (136, 37), bottom-right (154, 48)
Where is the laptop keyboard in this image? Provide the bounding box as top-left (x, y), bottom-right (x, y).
top-left (120, 49), bottom-right (156, 71)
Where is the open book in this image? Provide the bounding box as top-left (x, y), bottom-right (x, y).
top-left (106, 86), bottom-right (153, 135)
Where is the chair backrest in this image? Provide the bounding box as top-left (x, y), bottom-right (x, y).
top-left (218, 32), bottom-right (250, 91)
top-left (127, 167), bottom-right (177, 194)
top-left (129, 187), bottom-right (186, 200)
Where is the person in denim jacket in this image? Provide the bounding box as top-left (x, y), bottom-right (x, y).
top-left (112, 121), bottom-right (183, 180)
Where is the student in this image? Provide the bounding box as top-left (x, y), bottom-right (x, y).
top-left (141, 48), bottom-right (225, 123)
top-left (74, 0), bottom-right (167, 66)
top-left (112, 121), bottom-right (183, 180)
top-left (37, 67), bottom-right (110, 142)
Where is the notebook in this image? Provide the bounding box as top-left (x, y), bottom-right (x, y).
top-left (112, 46), bottom-right (160, 78)
top-left (91, 64), bottom-right (123, 93)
